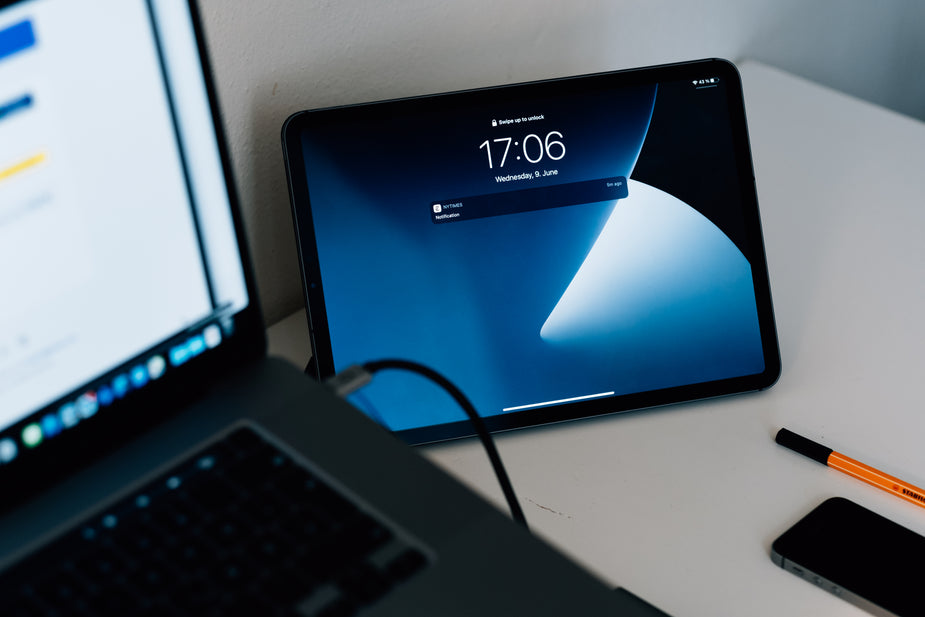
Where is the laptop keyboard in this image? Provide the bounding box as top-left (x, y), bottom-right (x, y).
top-left (0, 425), bottom-right (431, 617)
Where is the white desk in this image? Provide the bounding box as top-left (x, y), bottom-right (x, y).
top-left (267, 61), bottom-right (925, 616)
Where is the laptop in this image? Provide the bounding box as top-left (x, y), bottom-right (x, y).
top-left (0, 0), bottom-right (667, 615)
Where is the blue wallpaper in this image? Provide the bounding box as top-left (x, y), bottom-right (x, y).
top-left (296, 77), bottom-right (765, 432)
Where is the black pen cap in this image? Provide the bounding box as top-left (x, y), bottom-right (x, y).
top-left (775, 428), bottom-right (833, 465)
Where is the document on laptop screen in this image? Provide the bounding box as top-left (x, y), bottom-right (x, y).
top-left (0, 0), bottom-right (244, 431)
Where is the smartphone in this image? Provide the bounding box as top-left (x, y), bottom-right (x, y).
top-left (771, 497), bottom-right (925, 616)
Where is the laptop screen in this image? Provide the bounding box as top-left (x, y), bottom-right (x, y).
top-left (0, 0), bottom-right (258, 486)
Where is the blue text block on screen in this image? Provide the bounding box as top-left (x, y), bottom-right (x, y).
top-left (0, 20), bottom-right (36, 63)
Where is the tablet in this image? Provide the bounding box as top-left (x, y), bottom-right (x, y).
top-left (282, 58), bottom-right (780, 444)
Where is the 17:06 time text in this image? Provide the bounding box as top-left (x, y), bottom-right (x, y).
top-left (478, 131), bottom-right (565, 169)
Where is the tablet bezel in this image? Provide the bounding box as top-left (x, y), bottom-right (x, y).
top-left (282, 58), bottom-right (780, 444)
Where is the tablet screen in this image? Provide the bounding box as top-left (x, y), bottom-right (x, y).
top-left (283, 59), bottom-right (779, 443)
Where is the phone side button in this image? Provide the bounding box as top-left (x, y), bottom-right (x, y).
top-left (810, 574), bottom-right (843, 598)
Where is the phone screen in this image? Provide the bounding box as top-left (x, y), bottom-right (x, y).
top-left (772, 497), bottom-right (925, 616)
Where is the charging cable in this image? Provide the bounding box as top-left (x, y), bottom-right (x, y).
top-left (326, 359), bottom-right (528, 530)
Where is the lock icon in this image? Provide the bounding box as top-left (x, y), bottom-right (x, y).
top-left (491, 119), bottom-right (497, 127)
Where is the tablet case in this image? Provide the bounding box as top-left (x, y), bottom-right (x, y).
top-left (282, 59), bottom-right (780, 444)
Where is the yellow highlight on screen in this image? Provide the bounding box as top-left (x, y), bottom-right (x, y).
top-left (0, 151), bottom-right (46, 183)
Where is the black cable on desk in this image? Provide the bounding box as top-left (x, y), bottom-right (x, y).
top-left (326, 359), bottom-right (528, 530)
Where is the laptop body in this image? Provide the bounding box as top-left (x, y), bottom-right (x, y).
top-left (0, 0), bottom-right (666, 614)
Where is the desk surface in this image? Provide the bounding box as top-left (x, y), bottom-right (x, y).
top-left (267, 60), bottom-right (925, 616)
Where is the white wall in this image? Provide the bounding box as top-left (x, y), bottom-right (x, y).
top-left (197, 0), bottom-right (925, 324)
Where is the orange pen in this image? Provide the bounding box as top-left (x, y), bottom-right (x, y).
top-left (775, 428), bottom-right (925, 510)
